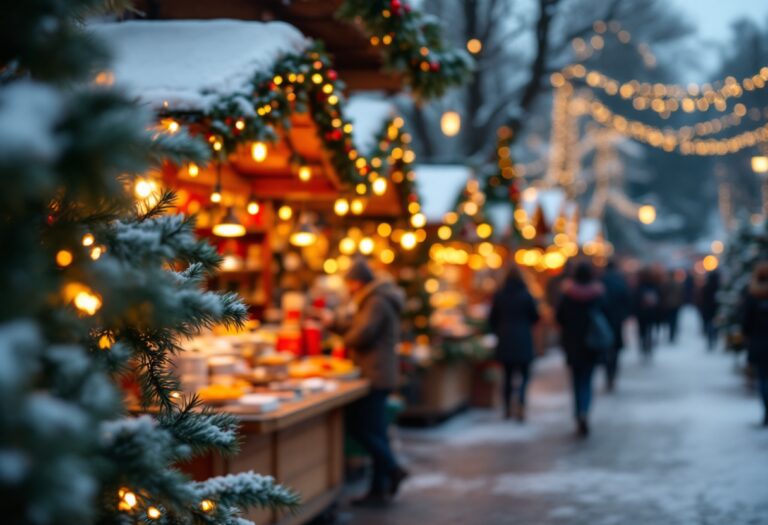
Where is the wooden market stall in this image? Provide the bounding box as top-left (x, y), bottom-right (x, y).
top-left (96, 19), bottom-right (380, 524)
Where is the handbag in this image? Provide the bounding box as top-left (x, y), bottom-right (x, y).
top-left (585, 306), bottom-right (615, 357)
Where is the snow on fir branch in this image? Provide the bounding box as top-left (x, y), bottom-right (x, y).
top-left (193, 471), bottom-right (300, 513)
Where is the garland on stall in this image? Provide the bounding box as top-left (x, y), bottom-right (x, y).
top-left (160, 43), bottom-right (369, 191)
top-left (337, 0), bottom-right (473, 99)
top-left (718, 218), bottom-right (768, 352)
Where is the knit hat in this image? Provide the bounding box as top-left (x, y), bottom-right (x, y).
top-left (346, 258), bottom-right (375, 284)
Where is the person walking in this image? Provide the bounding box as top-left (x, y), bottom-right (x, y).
top-left (557, 262), bottom-right (611, 437)
top-left (662, 269), bottom-right (686, 344)
top-left (601, 260), bottom-right (632, 391)
top-left (488, 266), bottom-right (540, 421)
top-left (634, 266), bottom-right (660, 358)
top-left (741, 262), bottom-right (768, 427)
top-left (699, 270), bottom-right (721, 351)
top-left (329, 260), bottom-right (409, 504)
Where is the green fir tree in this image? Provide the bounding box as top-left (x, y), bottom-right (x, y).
top-left (0, 2), bottom-right (298, 524)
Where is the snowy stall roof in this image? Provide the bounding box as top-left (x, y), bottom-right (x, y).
top-left (578, 218), bottom-right (602, 246)
top-left (90, 20), bottom-right (310, 111)
top-left (415, 165), bottom-right (473, 223)
top-left (345, 94), bottom-right (396, 153)
top-left (537, 188), bottom-right (566, 227)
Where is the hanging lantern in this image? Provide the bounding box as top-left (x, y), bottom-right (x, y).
top-left (246, 193), bottom-right (260, 215)
top-left (440, 111), bottom-right (461, 137)
top-left (213, 207), bottom-right (246, 237)
top-left (290, 215), bottom-right (318, 247)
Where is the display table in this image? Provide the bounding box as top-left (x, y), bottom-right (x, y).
top-left (181, 379), bottom-right (369, 525)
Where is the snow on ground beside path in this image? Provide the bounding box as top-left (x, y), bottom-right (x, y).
top-left (90, 21), bottom-right (309, 111)
top-left (376, 309), bottom-right (768, 525)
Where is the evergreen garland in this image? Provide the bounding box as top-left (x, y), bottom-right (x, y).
top-left (0, 2), bottom-right (297, 524)
top-left (337, 0), bottom-right (474, 100)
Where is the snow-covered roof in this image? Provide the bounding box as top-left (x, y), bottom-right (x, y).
top-left (90, 20), bottom-right (310, 111)
top-left (414, 165), bottom-right (472, 222)
top-left (486, 203), bottom-right (513, 234)
top-left (538, 188), bottom-right (566, 226)
top-left (345, 94), bottom-right (396, 153)
top-left (578, 218), bottom-right (602, 246)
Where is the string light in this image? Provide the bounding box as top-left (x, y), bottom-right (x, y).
top-left (251, 142), bottom-right (268, 162)
top-left (410, 213), bottom-right (427, 228)
top-left (440, 111), bottom-right (461, 136)
top-left (400, 231), bottom-right (417, 250)
top-left (466, 38), bottom-right (482, 54)
top-left (334, 198), bottom-right (350, 216)
top-left (372, 177), bottom-right (388, 196)
top-left (118, 488), bottom-right (138, 512)
top-left (298, 165), bottom-right (312, 182)
top-left (146, 507), bottom-right (161, 520)
top-left (278, 205), bottom-right (293, 221)
top-left (200, 500), bottom-right (215, 513)
top-left (188, 163), bottom-right (199, 177)
top-left (56, 250), bottom-right (73, 267)
top-left (359, 237), bottom-right (375, 255)
top-left (82, 233), bottom-right (95, 247)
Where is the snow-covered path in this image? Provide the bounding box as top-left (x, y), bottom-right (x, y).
top-left (344, 309), bottom-right (768, 525)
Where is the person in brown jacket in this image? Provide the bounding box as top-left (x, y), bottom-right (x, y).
top-left (331, 259), bottom-right (408, 505)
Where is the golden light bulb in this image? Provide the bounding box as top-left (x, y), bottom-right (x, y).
top-left (334, 198), bottom-right (350, 216)
top-left (147, 507), bottom-right (161, 520)
top-left (323, 258), bottom-right (339, 274)
top-left (350, 199), bottom-right (365, 215)
top-left (380, 248), bottom-right (395, 264)
top-left (247, 201), bottom-right (260, 215)
top-left (98, 333), bottom-right (113, 350)
top-left (752, 155), bottom-right (768, 174)
top-left (440, 111), bottom-right (461, 137)
top-left (82, 233), bottom-right (95, 247)
top-left (278, 205), bottom-right (293, 221)
top-left (400, 232), bottom-right (417, 250)
top-left (466, 38), bottom-right (482, 54)
top-left (339, 237), bottom-right (357, 255)
top-left (438, 225), bottom-right (452, 240)
top-left (200, 500), bottom-right (215, 513)
top-left (74, 290), bottom-right (102, 316)
top-left (359, 237), bottom-right (375, 255)
top-left (377, 223), bottom-right (392, 237)
top-left (134, 179), bottom-right (157, 200)
top-left (638, 204), bottom-right (656, 225)
top-left (210, 191), bottom-right (222, 204)
top-left (188, 163), bottom-right (199, 177)
top-left (90, 246), bottom-right (103, 261)
top-left (702, 255), bottom-right (719, 272)
top-left (476, 223), bottom-right (493, 239)
top-left (251, 142), bottom-right (268, 163)
top-left (118, 489), bottom-right (138, 511)
top-left (410, 213), bottom-right (427, 229)
top-left (298, 165), bottom-right (312, 182)
top-left (56, 250), bottom-right (73, 267)
top-left (372, 177), bottom-right (388, 196)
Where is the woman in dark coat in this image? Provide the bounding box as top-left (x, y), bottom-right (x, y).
top-left (741, 261), bottom-right (768, 427)
top-left (489, 266), bottom-right (540, 421)
top-left (556, 262), bottom-right (609, 437)
top-left (634, 266), bottom-right (660, 358)
top-left (699, 270), bottom-right (721, 351)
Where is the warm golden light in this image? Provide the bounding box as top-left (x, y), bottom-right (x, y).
top-left (380, 248), bottom-right (395, 264)
top-left (466, 38), bottom-right (482, 54)
top-left (90, 246), bottom-right (103, 261)
top-left (210, 191), bottom-right (222, 204)
top-left (425, 278), bottom-right (440, 294)
top-left (476, 223), bottom-right (493, 239)
top-left (323, 258), bottom-right (339, 274)
top-left (438, 225), bottom-right (452, 240)
top-left (400, 232), bottom-right (417, 250)
top-left (377, 223), bottom-right (393, 237)
top-left (134, 178), bottom-right (157, 200)
top-left (359, 237), bottom-right (375, 255)
top-left (372, 177), bottom-right (388, 196)
top-left (56, 250), bottom-right (73, 267)
top-left (440, 111), bottom-right (461, 137)
top-left (334, 198), bottom-right (350, 216)
top-left (118, 489), bottom-right (137, 511)
top-left (200, 500), bottom-right (215, 513)
top-left (188, 163), bottom-right (199, 177)
top-left (147, 507), bottom-right (161, 520)
top-left (247, 200), bottom-right (260, 215)
top-left (638, 204), bottom-right (657, 225)
top-left (82, 233), bottom-right (95, 247)
top-left (350, 199), bottom-right (365, 215)
top-left (251, 142), bottom-right (268, 162)
top-left (213, 208), bottom-right (246, 238)
top-left (711, 240), bottom-right (724, 254)
top-left (298, 165), bottom-right (312, 182)
top-left (278, 205), bottom-right (293, 221)
top-left (74, 289), bottom-right (102, 316)
top-left (410, 213), bottom-right (427, 228)
top-left (752, 155), bottom-right (768, 174)
top-left (521, 224), bottom-right (537, 240)
top-left (543, 251), bottom-right (567, 270)
top-left (339, 237), bottom-right (357, 255)
top-left (702, 255), bottom-right (719, 272)
top-left (290, 231), bottom-right (317, 247)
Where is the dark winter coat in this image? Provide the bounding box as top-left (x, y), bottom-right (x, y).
top-left (634, 282), bottom-right (660, 326)
top-left (343, 280), bottom-right (404, 390)
top-left (488, 281), bottom-right (540, 364)
top-left (742, 292), bottom-right (768, 370)
top-left (699, 275), bottom-right (720, 323)
top-left (602, 269), bottom-right (632, 350)
top-left (556, 281), bottom-right (609, 367)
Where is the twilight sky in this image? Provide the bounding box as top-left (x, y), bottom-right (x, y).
top-left (673, 0), bottom-right (768, 43)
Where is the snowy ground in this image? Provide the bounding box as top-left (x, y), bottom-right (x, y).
top-left (341, 308), bottom-right (768, 525)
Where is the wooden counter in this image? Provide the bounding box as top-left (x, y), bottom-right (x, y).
top-left (400, 361), bottom-right (472, 424)
top-left (182, 379), bottom-right (369, 525)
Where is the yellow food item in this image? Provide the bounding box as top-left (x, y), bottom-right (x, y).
top-left (257, 352), bottom-right (295, 366)
top-left (197, 384), bottom-right (248, 403)
top-left (288, 356), bottom-right (356, 378)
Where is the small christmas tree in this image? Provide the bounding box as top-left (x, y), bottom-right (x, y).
top-left (0, 2), bottom-right (297, 524)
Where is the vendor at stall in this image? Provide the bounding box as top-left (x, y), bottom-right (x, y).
top-left (322, 259), bottom-right (409, 505)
